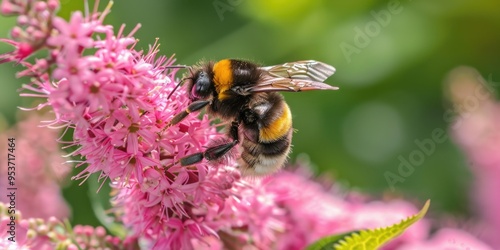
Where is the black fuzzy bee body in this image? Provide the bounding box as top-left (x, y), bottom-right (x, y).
top-left (175, 59), bottom-right (337, 175)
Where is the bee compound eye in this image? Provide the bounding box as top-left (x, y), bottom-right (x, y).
top-left (194, 71), bottom-right (211, 97)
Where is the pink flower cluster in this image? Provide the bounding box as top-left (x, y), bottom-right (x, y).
top-left (0, 202), bottom-right (138, 249)
top-left (1, 0), bottom-right (238, 248)
top-left (205, 170), bottom-right (429, 250)
top-left (0, 0), bottom-right (58, 63)
top-left (0, 113), bottom-right (70, 220)
top-left (182, 166), bottom-right (491, 250)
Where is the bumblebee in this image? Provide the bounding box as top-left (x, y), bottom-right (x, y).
top-left (169, 59), bottom-right (337, 175)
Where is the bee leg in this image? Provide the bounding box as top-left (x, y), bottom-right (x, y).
top-left (179, 141), bottom-right (238, 166)
top-left (179, 120), bottom-right (240, 166)
top-left (168, 100), bottom-right (210, 126)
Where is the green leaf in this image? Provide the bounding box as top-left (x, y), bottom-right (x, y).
top-left (307, 200), bottom-right (430, 250)
top-left (307, 231), bottom-right (360, 250)
top-left (87, 174), bottom-right (127, 238)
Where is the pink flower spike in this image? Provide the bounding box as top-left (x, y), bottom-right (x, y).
top-left (0, 39), bottom-right (34, 63)
top-left (48, 0), bottom-right (60, 11)
top-left (0, 113), bottom-right (70, 220)
top-left (48, 11), bottom-right (94, 48)
top-left (0, 0), bottom-right (22, 15)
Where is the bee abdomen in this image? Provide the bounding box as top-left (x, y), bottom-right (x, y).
top-left (259, 102), bottom-right (292, 143)
top-left (239, 128), bottom-right (292, 175)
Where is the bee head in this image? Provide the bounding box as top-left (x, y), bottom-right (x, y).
top-left (187, 70), bottom-right (214, 101)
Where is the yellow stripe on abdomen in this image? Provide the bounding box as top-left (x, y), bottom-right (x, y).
top-left (259, 103), bottom-right (292, 143)
top-left (212, 59), bottom-right (233, 100)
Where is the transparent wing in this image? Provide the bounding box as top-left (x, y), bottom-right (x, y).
top-left (259, 60), bottom-right (336, 82)
top-left (232, 76), bottom-right (339, 95)
top-left (231, 60), bottom-right (338, 95)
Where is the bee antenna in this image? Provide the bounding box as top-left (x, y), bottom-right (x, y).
top-left (166, 65), bottom-right (192, 100)
top-left (165, 65), bottom-right (189, 69)
top-left (167, 78), bottom-right (186, 100)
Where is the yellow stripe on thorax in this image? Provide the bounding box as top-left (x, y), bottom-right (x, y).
top-left (259, 103), bottom-right (292, 143)
top-left (212, 59), bottom-right (233, 100)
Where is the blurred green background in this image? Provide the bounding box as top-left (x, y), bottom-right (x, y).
top-left (1, 0), bottom-right (499, 226)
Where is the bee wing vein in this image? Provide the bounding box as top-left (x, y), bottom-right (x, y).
top-left (259, 60), bottom-right (336, 82)
top-left (242, 76), bottom-right (338, 93)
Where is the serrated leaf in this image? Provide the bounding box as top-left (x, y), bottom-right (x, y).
top-left (306, 200), bottom-right (430, 250)
top-left (307, 231), bottom-right (359, 250)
